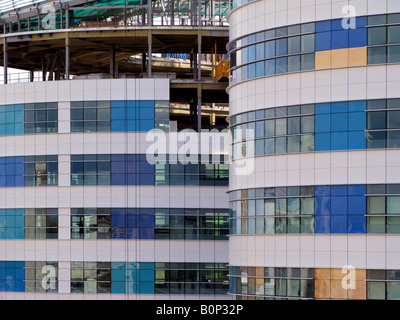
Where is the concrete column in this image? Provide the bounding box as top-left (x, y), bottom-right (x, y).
top-left (3, 38), bottom-right (8, 85)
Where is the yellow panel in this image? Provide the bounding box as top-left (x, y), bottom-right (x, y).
top-left (331, 48), bottom-right (349, 68)
top-left (348, 280), bottom-right (367, 300)
top-left (349, 47), bottom-right (367, 66)
top-left (315, 279), bottom-right (331, 299)
top-left (331, 279), bottom-right (348, 300)
top-left (315, 50), bottom-right (331, 69)
top-left (315, 268), bottom-right (331, 280)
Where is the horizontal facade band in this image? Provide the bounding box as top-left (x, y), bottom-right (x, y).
top-left (229, 0), bottom-right (400, 40)
top-left (0, 239), bottom-right (229, 263)
top-left (229, 234), bottom-right (400, 269)
top-left (229, 149), bottom-right (400, 190)
top-left (0, 186), bottom-right (229, 209)
top-left (228, 65), bottom-right (400, 111)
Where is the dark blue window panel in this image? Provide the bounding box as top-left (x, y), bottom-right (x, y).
top-left (315, 114), bottom-right (331, 133)
top-left (315, 197), bottom-right (331, 215)
top-left (348, 184), bottom-right (366, 196)
top-left (356, 16), bottom-right (367, 28)
top-left (315, 185), bottom-right (331, 197)
top-left (126, 120), bottom-right (136, 131)
top-left (331, 113), bottom-right (348, 132)
top-left (111, 107), bottom-right (126, 120)
top-left (111, 214), bottom-right (126, 227)
top-left (140, 174), bottom-right (155, 185)
top-left (315, 103), bottom-right (331, 114)
top-left (139, 108), bottom-right (154, 120)
top-left (140, 120), bottom-right (154, 131)
top-left (331, 185), bottom-right (348, 196)
top-left (348, 100), bottom-right (366, 112)
top-left (331, 196), bottom-right (348, 215)
top-left (127, 228), bottom-right (139, 239)
top-left (348, 130), bottom-right (366, 149)
top-left (331, 102), bottom-right (348, 113)
top-left (315, 215), bottom-right (330, 233)
top-left (348, 215), bottom-right (366, 233)
top-left (111, 161), bottom-right (126, 174)
top-left (315, 133), bottom-right (331, 151)
top-left (316, 32), bottom-right (332, 51)
top-left (111, 173), bottom-right (127, 185)
top-left (139, 162), bottom-right (154, 174)
top-left (139, 228), bottom-right (154, 239)
top-left (111, 281), bottom-right (126, 294)
top-left (138, 282), bottom-right (154, 294)
top-left (127, 174), bottom-right (139, 185)
top-left (332, 30), bottom-right (349, 49)
top-left (139, 101), bottom-right (155, 108)
top-left (348, 195), bottom-right (366, 215)
top-left (348, 112), bottom-right (366, 131)
top-left (276, 38), bottom-right (288, 56)
top-left (111, 101), bottom-right (126, 109)
top-left (331, 19), bottom-right (344, 31)
top-left (111, 154), bottom-right (127, 162)
top-left (127, 215), bottom-right (139, 228)
top-left (349, 28), bottom-right (367, 47)
top-left (111, 120), bottom-right (127, 132)
top-left (140, 215), bottom-right (154, 228)
top-left (330, 216), bottom-right (348, 233)
top-left (5, 175), bottom-right (15, 187)
top-left (331, 132), bottom-right (348, 150)
top-left (316, 20), bottom-right (332, 33)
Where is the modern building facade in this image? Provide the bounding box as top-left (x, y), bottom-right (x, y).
top-left (0, 0), bottom-right (231, 299)
top-left (228, 0), bottom-right (400, 300)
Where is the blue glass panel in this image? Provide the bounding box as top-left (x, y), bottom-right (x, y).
top-left (315, 215), bottom-right (330, 233)
top-left (348, 112), bottom-right (366, 131)
top-left (111, 120), bottom-right (126, 132)
top-left (111, 214), bottom-right (126, 227)
top-left (316, 20), bottom-right (331, 33)
top-left (139, 120), bottom-right (154, 131)
top-left (332, 30), bottom-right (349, 49)
top-left (111, 161), bottom-right (125, 174)
top-left (331, 185), bottom-right (347, 196)
top-left (348, 130), bottom-right (367, 149)
top-left (139, 101), bottom-right (154, 108)
top-left (331, 196), bottom-right (348, 215)
top-left (138, 282), bottom-right (154, 294)
top-left (126, 120), bottom-right (136, 131)
top-left (331, 132), bottom-right (348, 150)
top-left (348, 215), bottom-right (366, 233)
top-left (139, 174), bottom-right (155, 185)
top-left (315, 114), bottom-right (331, 133)
top-left (331, 19), bottom-right (344, 31)
top-left (139, 108), bottom-right (154, 120)
top-left (315, 133), bottom-right (331, 151)
top-left (315, 197), bottom-right (330, 215)
top-left (348, 195), bottom-right (366, 215)
top-left (127, 174), bottom-right (139, 185)
top-left (315, 103), bottom-right (331, 114)
top-left (111, 282), bottom-right (126, 294)
top-left (139, 228), bottom-right (154, 239)
top-left (127, 228), bottom-right (138, 239)
top-left (331, 102), bottom-right (348, 113)
top-left (348, 100), bottom-right (366, 112)
top-left (316, 32), bottom-right (331, 51)
top-left (348, 184), bottom-right (366, 196)
top-left (330, 215), bottom-right (348, 233)
top-left (140, 215), bottom-right (154, 228)
top-left (349, 28), bottom-right (367, 47)
top-left (111, 173), bottom-right (126, 185)
top-left (139, 162), bottom-right (154, 174)
top-left (139, 269), bottom-right (155, 282)
top-left (331, 113), bottom-right (348, 132)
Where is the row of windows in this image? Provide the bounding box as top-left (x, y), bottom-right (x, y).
top-left (228, 185), bottom-right (400, 235)
top-left (70, 208), bottom-right (229, 240)
top-left (230, 100), bottom-right (400, 158)
top-left (70, 154), bottom-right (228, 187)
top-left (0, 261), bottom-right (228, 295)
top-left (229, 267), bottom-right (314, 299)
top-left (229, 15), bottom-right (400, 83)
top-left (229, 266), bottom-right (400, 300)
top-left (0, 100), bottom-right (170, 136)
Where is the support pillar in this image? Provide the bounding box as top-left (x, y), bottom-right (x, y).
top-left (148, 33), bottom-right (152, 78)
top-left (110, 47), bottom-right (116, 79)
top-left (65, 37), bottom-right (70, 80)
top-left (3, 38), bottom-right (8, 85)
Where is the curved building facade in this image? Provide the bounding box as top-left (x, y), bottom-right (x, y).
top-left (0, 0), bottom-right (231, 299)
top-left (228, 0), bottom-right (400, 300)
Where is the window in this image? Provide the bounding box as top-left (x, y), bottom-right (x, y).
top-left (71, 262), bottom-right (111, 294)
top-left (71, 101), bottom-right (110, 133)
top-left (25, 261), bottom-right (58, 293)
top-left (25, 209), bottom-right (58, 239)
top-left (71, 208), bottom-right (111, 239)
top-left (24, 103), bottom-right (58, 134)
top-left (24, 156), bottom-right (58, 186)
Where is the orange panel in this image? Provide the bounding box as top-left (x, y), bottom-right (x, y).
top-left (315, 50), bottom-right (331, 69)
top-left (315, 279), bottom-right (331, 299)
top-left (349, 47), bottom-right (367, 67)
top-left (331, 48), bottom-right (349, 68)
